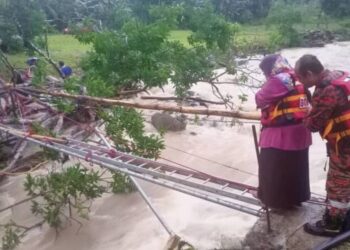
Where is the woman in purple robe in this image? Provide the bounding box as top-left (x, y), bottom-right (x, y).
top-left (255, 54), bottom-right (312, 209)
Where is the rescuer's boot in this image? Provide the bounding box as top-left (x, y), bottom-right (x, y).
top-left (304, 210), bottom-right (343, 237)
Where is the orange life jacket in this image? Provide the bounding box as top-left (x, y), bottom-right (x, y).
top-left (322, 72), bottom-right (350, 153)
top-left (261, 84), bottom-right (310, 127)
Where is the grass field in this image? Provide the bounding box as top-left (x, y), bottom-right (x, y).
top-left (4, 31), bottom-right (190, 74)
top-left (5, 35), bottom-right (90, 71)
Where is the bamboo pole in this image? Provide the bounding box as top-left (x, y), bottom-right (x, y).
top-left (141, 95), bottom-right (226, 105)
top-left (27, 42), bottom-right (64, 79)
top-left (21, 89), bottom-right (261, 121)
top-left (0, 125), bottom-right (67, 144)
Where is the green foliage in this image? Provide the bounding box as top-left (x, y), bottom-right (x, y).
top-left (268, 26), bottom-right (300, 51)
top-left (31, 60), bottom-right (47, 86)
top-left (23, 164), bottom-right (134, 229)
top-left (149, 5), bottom-right (184, 29)
top-left (128, 0), bottom-right (182, 23)
top-left (39, 0), bottom-right (129, 31)
top-left (267, 3), bottom-right (302, 49)
top-left (53, 99), bottom-right (75, 114)
top-left (97, 1), bottom-right (134, 30)
top-left (64, 76), bottom-right (116, 98)
top-left (30, 122), bottom-right (60, 161)
top-left (0, 17), bottom-right (23, 53)
top-left (101, 107), bottom-right (164, 159)
top-left (82, 77), bottom-right (117, 98)
top-left (238, 93), bottom-right (248, 105)
top-left (24, 165), bottom-right (104, 227)
top-left (110, 172), bottom-right (136, 193)
top-left (30, 122), bottom-right (55, 137)
top-left (63, 77), bottom-right (81, 94)
top-left (40, 0), bottom-right (80, 31)
top-left (78, 4), bottom-right (233, 97)
top-left (1, 223), bottom-right (21, 250)
top-left (187, 4), bottom-right (239, 51)
top-left (0, 34), bottom-right (24, 54)
top-left (169, 43), bottom-right (213, 96)
top-left (320, 0), bottom-right (350, 18)
top-left (211, 0), bottom-right (272, 23)
top-left (78, 23), bottom-right (173, 91)
top-left (42, 147), bottom-right (61, 161)
top-left (0, 0), bottom-right (45, 52)
top-left (268, 4), bottom-right (302, 25)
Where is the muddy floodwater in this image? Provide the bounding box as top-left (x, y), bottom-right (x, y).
top-left (1, 42), bottom-right (350, 250)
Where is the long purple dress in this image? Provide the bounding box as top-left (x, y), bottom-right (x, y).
top-left (256, 55), bottom-right (312, 209)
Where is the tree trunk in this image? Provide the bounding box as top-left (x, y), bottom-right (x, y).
top-left (21, 89), bottom-right (261, 121)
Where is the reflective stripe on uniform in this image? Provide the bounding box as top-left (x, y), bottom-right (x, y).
top-left (270, 107), bottom-right (308, 120)
top-left (329, 199), bottom-right (350, 209)
top-left (282, 94), bottom-right (307, 102)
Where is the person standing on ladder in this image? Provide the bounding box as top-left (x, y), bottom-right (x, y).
top-left (255, 54), bottom-right (312, 211)
top-left (296, 54), bottom-right (350, 237)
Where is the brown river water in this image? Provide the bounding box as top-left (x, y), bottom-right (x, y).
top-left (1, 42), bottom-right (350, 250)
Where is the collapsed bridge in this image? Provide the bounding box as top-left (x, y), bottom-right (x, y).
top-left (0, 84), bottom-right (327, 248)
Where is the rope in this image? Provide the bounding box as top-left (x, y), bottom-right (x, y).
top-left (165, 145), bottom-right (258, 177)
top-left (0, 161), bottom-right (48, 176)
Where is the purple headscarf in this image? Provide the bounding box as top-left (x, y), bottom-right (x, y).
top-left (260, 54), bottom-right (279, 77)
top-left (260, 54), bottom-right (292, 77)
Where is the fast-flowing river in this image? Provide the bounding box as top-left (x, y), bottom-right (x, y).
top-left (1, 42), bottom-right (350, 250)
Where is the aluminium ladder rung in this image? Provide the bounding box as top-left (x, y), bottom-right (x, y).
top-left (73, 137), bottom-right (256, 194)
top-left (185, 174), bottom-right (193, 180)
top-left (152, 166), bottom-right (162, 171)
top-left (63, 141), bottom-right (260, 206)
top-left (241, 189), bottom-right (249, 195)
top-left (124, 159), bottom-right (136, 164)
top-left (0, 125), bottom-right (262, 215)
top-left (202, 178), bottom-right (211, 184)
top-left (221, 183), bottom-right (230, 190)
top-left (169, 170), bottom-right (178, 175)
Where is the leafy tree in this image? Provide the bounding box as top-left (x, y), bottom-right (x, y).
top-left (31, 60), bottom-right (48, 86)
top-left (101, 107), bottom-right (165, 159)
top-left (211, 0), bottom-right (272, 23)
top-left (127, 0), bottom-right (183, 22)
top-left (24, 164), bottom-right (135, 229)
top-left (79, 24), bottom-right (174, 92)
top-left (94, 0), bottom-right (133, 30)
top-left (1, 223), bottom-right (21, 250)
top-left (0, 0), bottom-right (130, 52)
top-left (39, 0), bottom-right (79, 31)
top-left (187, 3), bottom-right (239, 51)
top-left (267, 3), bottom-right (302, 49)
top-left (320, 0), bottom-right (350, 18)
top-left (0, 0), bottom-right (45, 52)
top-left (77, 4), bottom-right (235, 96)
top-left (39, 0), bottom-right (128, 31)
top-left (40, 0), bottom-right (181, 31)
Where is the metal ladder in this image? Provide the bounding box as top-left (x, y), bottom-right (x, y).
top-left (0, 125), bottom-right (263, 217)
